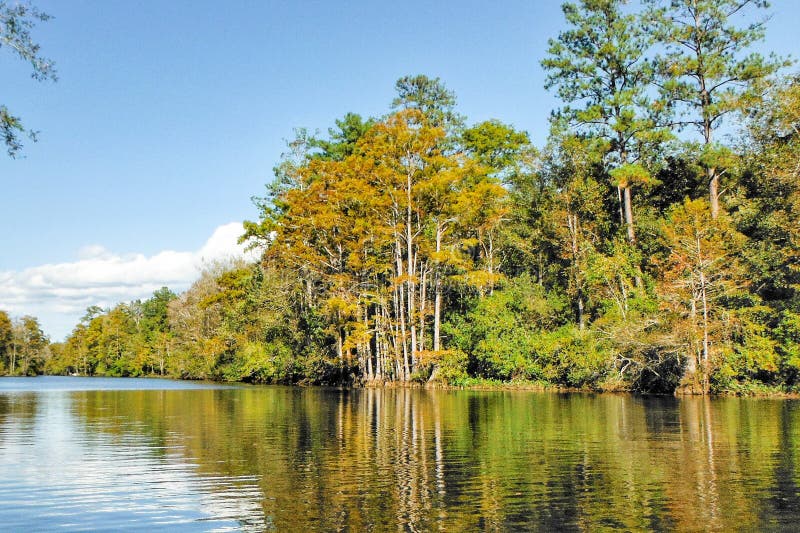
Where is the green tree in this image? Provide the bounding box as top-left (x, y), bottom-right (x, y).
top-left (142, 288), bottom-right (176, 375)
top-left (461, 120), bottom-right (533, 181)
top-left (392, 74), bottom-right (465, 133)
top-left (738, 75), bottom-right (800, 299)
top-left (14, 315), bottom-right (47, 375)
top-left (168, 265), bottom-right (229, 379)
top-left (544, 133), bottom-right (610, 330)
top-left (647, 0), bottom-right (788, 218)
top-left (542, 0), bottom-right (665, 245)
top-left (308, 112), bottom-right (375, 161)
top-left (660, 198), bottom-right (745, 392)
top-left (0, 1), bottom-right (56, 157)
top-left (445, 274), bottom-right (569, 382)
top-left (0, 309), bottom-right (12, 372)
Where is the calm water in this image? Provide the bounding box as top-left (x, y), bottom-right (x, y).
top-left (1, 377), bottom-right (799, 531)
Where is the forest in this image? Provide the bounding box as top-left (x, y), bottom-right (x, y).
top-left (2, 0), bottom-right (799, 394)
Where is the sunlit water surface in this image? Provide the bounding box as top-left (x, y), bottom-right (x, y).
top-left (1, 377), bottom-right (799, 531)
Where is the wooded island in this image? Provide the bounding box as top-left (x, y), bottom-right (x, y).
top-left (3, 0), bottom-right (799, 395)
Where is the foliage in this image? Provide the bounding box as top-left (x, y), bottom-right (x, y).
top-left (645, 0), bottom-right (789, 217)
top-left (0, 0), bottom-right (57, 157)
top-left (0, 312), bottom-right (48, 375)
top-left (38, 7), bottom-right (800, 395)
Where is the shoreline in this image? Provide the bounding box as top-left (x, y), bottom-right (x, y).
top-left (9, 373), bottom-right (799, 398)
top-left (359, 379), bottom-right (800, 398)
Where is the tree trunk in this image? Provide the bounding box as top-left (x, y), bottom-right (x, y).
top-left (487, 233), bottom-right (496, 295)
top-left (373, 307), bottom-right (381, 381)
top-left (406, 170), bottom-right (417, 376)
top-left (701, 81), bottom-right (720, 220)
top-left (433, 226), bottom-right (443, 352)
top-left (365, 304), bottom-right (373, 380)
top-left (700, 269), bottom-right (710, 393)
top-left (433, 278), bottom-right (442, 352)
top-left (709, 167), bottom-right (720, 220)
top-left (10, 337), bottom-right (16, 375)
top-left (567, 213), bottom-right (585, 330)
top-left (418, 266), bottom-right (427, 354)
top-left (623, 186), bottom-right (636, 244)
top-left (395, 238), bottom-right (409, 381)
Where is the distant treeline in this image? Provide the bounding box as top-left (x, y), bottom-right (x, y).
top-left (10, 0), bottom-right (800, 394)
top-left (0, 312), bottom-right (48, 376)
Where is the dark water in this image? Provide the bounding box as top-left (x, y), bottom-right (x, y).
top-left (1, 377), bottom-right (799, 531)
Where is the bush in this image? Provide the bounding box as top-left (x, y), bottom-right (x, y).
top-left (444, 274), bottom-right (574, 382)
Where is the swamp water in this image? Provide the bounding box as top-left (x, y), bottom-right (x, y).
top-left (0, 376), bottom-right (799, 531)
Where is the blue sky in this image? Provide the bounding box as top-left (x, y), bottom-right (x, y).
top-left (0, 0), bottom-right (797, 339)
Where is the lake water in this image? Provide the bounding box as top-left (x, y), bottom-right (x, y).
top-left (0, 377), bottom-right (798, 531)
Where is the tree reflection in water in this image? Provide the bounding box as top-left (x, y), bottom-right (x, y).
top-left (2, 383), bottom-right (799, 531)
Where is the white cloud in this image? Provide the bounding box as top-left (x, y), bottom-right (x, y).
top-left (0, 222), bottom-right (260, 341)
top-left (76, 244), bottom-right (114, 260)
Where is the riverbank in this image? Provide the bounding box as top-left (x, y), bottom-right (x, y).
top-left (355, 376), bottom-right (800, 398)
top-left (21, 371), bottom-right (800, 398)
